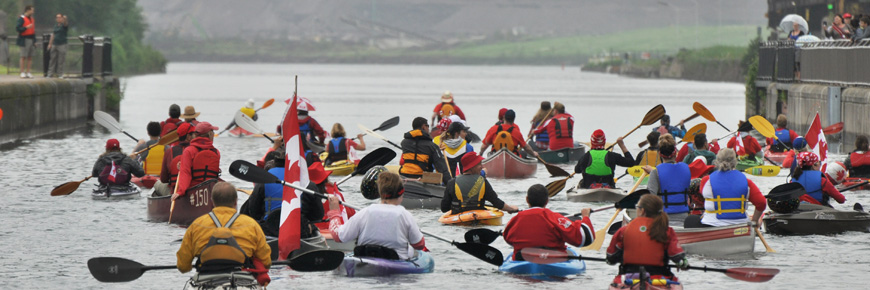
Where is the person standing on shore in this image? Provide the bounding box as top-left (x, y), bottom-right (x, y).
top-left (47, 14), bottom-right (69, 78)
top-left (16, 5), bottom-right (36, 79)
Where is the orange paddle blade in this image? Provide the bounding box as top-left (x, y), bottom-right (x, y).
top-left (693, 102), bottom-right (717, 122)
top-left (51, 176), bottom-right (91, 196)
top-left (260, 98), bottom-right (275, 110)
top-left (0, 107), bottom-right (4, 120)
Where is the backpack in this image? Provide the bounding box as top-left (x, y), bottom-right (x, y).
top-left (99, 160), bottom-right (130, 185)
top-left (196, 211), bottom-right (251, 273)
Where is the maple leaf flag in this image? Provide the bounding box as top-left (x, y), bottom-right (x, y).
top-left (107, 161), bottom-right (118, 183)
top-left (278, 93), bottom-right (308, 260)
top-left (805, 113), bottom-right (828, 173)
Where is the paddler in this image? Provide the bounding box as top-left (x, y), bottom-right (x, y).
top-left (675, 134), bottom-right (720, 163)
top-left (153, 122), bottom-right (193, 196)
top-left (503, 184), bottom-right (594, 258)
top-left (430, 91), bottom-right (466, 127)
top-left (529, 101), bottom-right (552, 150)
top-left (324, 123), bottom-right (366, 164)
top-left (297, 104), bottom-right (327, 145)
top-left (176, 181), bottom-right (271, 287)
top-left (222, 99), bottom-right (259, 133)
top-left (686, 159), bottom-right (715, 215)
top-left (782, 136), bottom-right (809, 174)
top-left (791, 152), bottom-right (846, 207)
top-left (179, 105), bottom-right (201, 126)
top-left (606, 194), bottom-right (689, 286)
top-left (160, 104), bottom-right (182, 135)
top-left (328, 172), bottom-right (427, 260)
top-left (531, 102), bottom-right (575, 151)
top-left (495, 108), bottom-right (507, 126)
top-left (91, 138), bottom-right (146, 187)
top-left (399, 117), bottom-right (451, 185)
top-left (683, 149), bottom-right (767, 228)
top-left (651, 114), bottom-right (687, 138)
top-left (479, 109), bottom-right (539, 158)
top-left (172, 122), bottom-right (221, 201)
top-left (726, 121), bottom-right (762, 159)
top-left (573, 129), bottom-right (634, 189)
top-left (441, 152), bottom-right (520, 214)
top-left (845, 135), bottom-right (870, 178)
top-left (433, 122), bottom-right (474, 177)
top-left (643, 135), bottom-right (692, 215)
top-left (766, 114), bottom-right (798, 152)
top-left (131, 121), bottom-right (162, 162)
top-left (681, 134), bottom-right (717, 164)
top-left (635, 131), bottom-right (662, 167)
top-left (309, 161), bottom-right (356, 230)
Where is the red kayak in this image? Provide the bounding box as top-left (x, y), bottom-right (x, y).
top-left (763, 145), bottom-right (789, 166)
top-left (839, 177), bottom-right (870, 191)
top-left (131, 175), bottom-right (158, 189)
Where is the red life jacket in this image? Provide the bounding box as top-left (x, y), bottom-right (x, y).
top-left (190, 147), bottom-right (221, 185)
top-left (167, 145), bottom-right (185, 188)
top-left (850, 151), bottom-right (870, 167)
top-left (99, 160), bottom-right (130, 185)
top-left (553, 116), bottom-right (573, 138)
top-left (20, 16), bottom-right (34, 36)
top-left (623, 217), bottom-right (667, 267)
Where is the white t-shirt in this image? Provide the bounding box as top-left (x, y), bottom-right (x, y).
top-left (334, 203), bottom-right (424, 260)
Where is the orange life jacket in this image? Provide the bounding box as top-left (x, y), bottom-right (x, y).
top-left (492, 125), bottom-right (517, 153)
top-left (20, 16), bottom-right (34, 36)
top-left (623, 217), bottom-right (667, 267)
top-left (439, 103), bottom-right (456, 119)
top-left (191, 147), bottom-right (221, 185)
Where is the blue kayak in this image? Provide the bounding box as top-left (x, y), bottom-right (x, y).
top-left (499, 248), bottom-right (586, 279)
top-left (334, 250), bottom-right (435, 277)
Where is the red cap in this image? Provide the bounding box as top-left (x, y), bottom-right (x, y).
top-left (844, 13), bottom-right (853, 18)
top-left (105, 138), bottom-right (120, 150)
top-left (498, 108), bottom-right (508, 119)
top-left (591, 129), bottom-right (606, 150)
top-left (194, 122), bottom-right (219, 134)
top-left (688, 158), bottom-right (715, 179)
top-left (176, 122), bottom-right (194, 136)
top-left (308, 162), bottom-right (333, 184)
top-left (460, 152), bottom-right (484, 172)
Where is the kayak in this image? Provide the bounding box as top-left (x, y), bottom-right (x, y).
top-left (268, 229), bottom-right (355, 260)
top-left (131, 175), bottom-right (158, 189)
top-left (623, 209), bottom-right (756, 258)
top-left (736, 155), bottom-right (763, 171)
top-left (482, 149), bottom-right (537, 179)
top-left (499, 248), bottom-right (586, 280)
top-left (763, 203), bottom-right (870, 235)
top-left (566, 184), bottom-right (626, 203)
top-left (401, 180), bottom-right (444, 210)
top-left (324, 160), bottom-right (357, 176)
top-left (439, 207), bottom-right (504, 226)
top-left (631, 175), bottom-right (649, 186)
top-left (609, 278), bottom-right (683, 290)
top-left (184, 271), bottom-right (259, 289)
top-left (335, 249), bottom-right (434, 277)
top-left (146, 178), bottom-right (218, 226)
top-left (763, 145), bottom-right (789, 166)
top-left (839, 177), bottom-right (870, 191)
top-left (529, 140), bottom-right (586, 164)
top-left (91, 183), bottom-right (141, 200)
top-left (225, 126), bottom-right (278, 138)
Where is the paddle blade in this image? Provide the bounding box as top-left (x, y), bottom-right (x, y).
top-left (546, 178), bottom-right (568, 197)
top-left (373, 116), bottom-right (400, 131)
top-left (260, 98), bottom-right (276, 110)
top-left (464, 228), bottom-right (502, 245)
top-left (615, 189), bottom-right (650, 209)
top-left (640, 104), bottom-right (666, 126)
top-left (744, 165), bottom-right (780, 177)
top-left (88, 257), bottom-right (147, 282)
top-left (234, 111), bottom-right (265, 135)
top-left (467, 131), bottom-right (482, 143)
top-left (519, 248), bottom-right (571, 264)
top-left (607, 221), bottom-right (623, 235)
top-left (352, 147), bottom-right (397, 175)
top-left (454, 242), bottom-right (504, 266)
top-left (724, 267), bottom-right (780, 282)
top-left (749, 115), bottom-right (776, 138)
top-left (229, 160), bottom-right (281, 184)
top-left (823, 122), bottom-right (844, 135)
top-left (285, 250), bottom-right (345, 272)
top-left (157, 130), bottom-right (179, 146)
top-left (93, 111), bottom-right (122, 132)
top-left (544, 162), bottom-right (570, 177)
top-left (51, 181), bottom-right (82, 196)
top-left (693, 102), bottom-right (717, 122)
top-left (682, 123), bottom-right (707, 143)
top-left (0, 107), bottom-right (3, 120)
top-left (626, 166), bottom-right (645, 178)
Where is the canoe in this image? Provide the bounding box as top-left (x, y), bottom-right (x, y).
top-left (763, 145), bottom-right (789, 166)
top-left (334, 249), bottom-right (434, 277)
top-left (184, 271), bottom-right (259, 289)
top-left (482, 149), bottom-right (537, 179)
top-left (566, 185), bottom-right (626, 203)
top-left (736, 155), bottom-right (763, 171)
top-left (225, 127), bottom-right (278, 138)
top-left (529, 140), bottom-right (586, 164)
top-left (146, 178), bottom-right (218, 226)
top-left (324, 160), bottom-right (357, 176)
top-left (401, 180), bottom-right (444, 210)
top-left (763, 203), bottom-right (870, 236)
top-left (499, 248), bottom-right (585, 280)
top-left (839, 177), bottom-right (870, 191)
top-left (438, 207), bottom-right (504, 226)
top-left (91, 183), bottom-right (141, 200)
top-left (131, 175), bottom-right (158, 189)
top-left (623, 209), bottom-right (756, 258)
top-left (267, 229), bottom-right (355, 260)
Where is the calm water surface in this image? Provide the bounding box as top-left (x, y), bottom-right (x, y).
top-left (1, 63), bottom-right (867, 289)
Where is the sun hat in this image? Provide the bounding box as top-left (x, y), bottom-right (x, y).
top-left (180, 106), bottom-right (200, 119)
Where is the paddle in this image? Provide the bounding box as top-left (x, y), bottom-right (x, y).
top-left (755, 226), bottom-right (776, 253)
top-left (351, 116), bottom-right (400, 141)
top-left (823, 122), bottom-right (844, 135)
top-left (132, 130), bottom-right (180, 156)
top-left (693, 102), bottom-right (731, 132)
top-left (94, 111), bottom-right (139, 142)
top-left (546, 173), bottom-right (575, 197)
top-left (358, 124), bottom-right (402, 150)
top-left (840, 180), bottom-right (870, 192)
top-left (217, 99), bottom-right (276, 136)
top-left (744, 165), bottom-right (781, 177)
top-left (581, 171), bottom-right (648, 251)
top-left (606, 104), bottom-right (665, 151)
top-left (625, 166), bottom-right (645, 178)
top-left (422, 230), bottom-right (504, 266)
top-left (50, 176), bottom-right (92, 196)
top-left (519, 248), bottom-right (779, 282)
top-left (237, 188), bottom-right (252, 195)
top-left (526, 109), bottom-right (554, 141)
top-left (749, 115), bottom-right (791, 151)
top-left (87, 251), bottom-right (345, 282)
top-left (233, 110), bottom-right (275, 143)
top-left (333, 147), bottom-right (398, 186)
top-left (638, 113), bottom-right (701, 147)
top-left (538, 156), bottom-right (570, 177)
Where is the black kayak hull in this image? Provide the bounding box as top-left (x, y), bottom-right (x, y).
top-left (763, 204), bottom-right (870, 236)
top-left (401, 180), bottom-right (443, 210)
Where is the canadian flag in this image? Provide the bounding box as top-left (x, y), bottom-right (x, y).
top-left (278, 93), bottom-right (308, 260)
top-left (805, 113), bottom-right (828, 172)
top-left (107, 161), bottom-right (118, 183)
top-left (735, 133), bottom-right (746, 156)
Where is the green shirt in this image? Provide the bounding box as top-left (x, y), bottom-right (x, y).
top-left (683, 149), bottom-right (716, 165)
top-left (52, 23), bottom-right (68, 45)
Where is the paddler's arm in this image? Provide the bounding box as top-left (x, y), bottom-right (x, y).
top-left (430, 145), bottom-right (450, 184)
top-left (574, 153), bottom-right (591, 175)
top-left (172, 149), bottom-right (195, 200)
top-left (441, 179), bottom-right (456, 213)
top-left (646, 168), bottom-right (660, 194)
top-left (483, 180), bottom-right (518, 213)
top-left (430, 112), bottom-right (438, 128)
top-left (327, 195), bottom-right (359, 243)
top-left (746, 179), bottom-right (767, 228)
top-left (176, 224), bottom-right (199, 273)
top-left (91, 158), bottom-right (104, 178)
top-left (353, 134), bottom-right (366, 151)
top-left (251, 221), bottom-right (271, 269)
top-left (124, 155), bottom-right (146, 177)
top-left (561, 208), bottom-right (594, 247)
top-left (605, 227), bottom-right (626, 265)
top-left (821, 177), bottom-right (846, 204)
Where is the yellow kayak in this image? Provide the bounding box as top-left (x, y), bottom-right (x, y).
top-left (324, 160), bottom-right (356, 176)
top-left (438, 207), bottom-right (504, 226)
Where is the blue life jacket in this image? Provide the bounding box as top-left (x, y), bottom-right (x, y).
top-left (656, 163), bottom-right (691, 214)
top-left (793, 170), bottom-right (824, 203)
top-left (263, 167), bottom-right (285, 220)
top-left (773, 129), bottom-right (792, 149)
top-left (299, 120), bottom-right (314, 142)
top-left (706, 170), bottom-right (748, 220)
top-left (533, 121), bottom-right (549, 142)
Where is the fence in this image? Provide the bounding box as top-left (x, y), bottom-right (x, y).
top-left (2, 34), bottom-right (112, 78)
top-left (757, 39), bottom-right (870, 86)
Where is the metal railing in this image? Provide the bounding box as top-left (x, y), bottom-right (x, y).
top-left (757, 39), bottom-right (870, 86)
top-left (2, 34), bottom-right (112, 78)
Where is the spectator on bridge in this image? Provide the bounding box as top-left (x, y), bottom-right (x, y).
top-left (853, 16), bottom-right (870, 43)
top-left (47, 14), bottom-right (69, 78)
top-left (844, 13), bottom-right (856, 32)
top-left (788, 22), bottom-right (805, 41)
top-left (16, 5), bottom-right (36, 79)
top-left (824, 14), bottom-right (852, 40)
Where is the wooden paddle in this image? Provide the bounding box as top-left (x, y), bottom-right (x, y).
top-left (358, 124), bottom-right (402, 150)
top-left (581, 171), bottom-right (648, 251)
top-left (638, 113), bottom-right (701, 147)
top-left (546, 173), bottom-right (575, 197)
top-left (756, 227), bottom-right (776, 253)
top-left (87, 251), bottom-right (346, 282)
top-left (227, 159), bottom-right (504, 266)
top-left (538, 156), bottom-right (570, 177)
top-left (693, 102), bottom-right (730, 132)
top-left (606, 104), bottom-right (665, 150)
top-left (519, 248), bottom-right (779, 282)
top-left (333, 147), bottom-right (398, 186)
top-left (94, 110), bottom-right (139, 142)
top-left (237, 188), bottom-right (252, 195)
top-left (132, 130), bottom-right (180, 156)
top-left (351, 116), bottom-right (400, 140)
top-left (744, 165), bottom-right (781, 177)
top-left (823, 122), bottom-right (844, 135)
top-left (168, 176), bottom-right (180, 224)
top-left (234, 110), bottom-right (275, 143)
top-left (50, 176), bottom-right (92, 196)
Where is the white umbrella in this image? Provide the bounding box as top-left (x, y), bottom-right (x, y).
top-left (795, 35), bottom-right (820, 47)
top-left (780, 14), bottom-right (809, 34)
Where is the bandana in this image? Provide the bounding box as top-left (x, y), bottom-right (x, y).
top-left (591, 129), bottom-right (606, 150)
top-left (798, 151), bottom-right (819, 167)
top-left (383, 184), bottom-right (405, 199)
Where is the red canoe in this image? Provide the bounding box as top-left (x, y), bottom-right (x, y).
top-left (146, 179), bottom-right (218, 226)
top-left (131, 175), bottom-right (158, 189)
top-left (482, 149), bottom-right (537, 179)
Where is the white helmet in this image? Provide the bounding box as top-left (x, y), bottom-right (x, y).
top-left (826, 161), bottom-right (847, 185)
top-left (245, 99), bottom-right (255, 109)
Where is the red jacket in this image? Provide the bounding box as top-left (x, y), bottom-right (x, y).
top-left (727, 135), bottom-right (761, 156)
top-left (432, 102), bottom-right (466, 120)
top-left (533, 113), bottom-right (574, 151)
top-left (315, 184), bottom-right (357, 231)
top-left (298, 116), bottom-right (327, 142)
top-left (175, 137), bottom-right (221, 195)
top-left (607, 217), bottom-right (683, 267)
top-left (503, 207), bottom-right (594, 257)
top-left (482, 123), bottom-right (526, 153)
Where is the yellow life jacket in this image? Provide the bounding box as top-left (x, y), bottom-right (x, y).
top-left (240, 107), bottom-right (255, 118)
top-left (639, 149), bottom-right (662, 167)
top-left (143, 145), bottom-right (165, 175)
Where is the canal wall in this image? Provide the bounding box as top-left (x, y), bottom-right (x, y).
top-left (0, 78), bottom-right (118, 144)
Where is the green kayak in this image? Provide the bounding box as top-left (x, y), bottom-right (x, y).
top-left (736, 155), bottom-right (763, 171)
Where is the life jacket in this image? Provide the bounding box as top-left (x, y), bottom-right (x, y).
top-left (298, 119), bottom-right (315, 142)
top-left (585, 150), bottom-right (613, 176)
top-left (553, 116), bottom-right (573, 138)
top-left (849, 151), bottom-right (870, 177)
top-left (196, 211), bottom-right (250, 273)
top-left (451, 175), bottom-right (486, 213)
top-left (143, 145), bottom-right (166, 175)
top-left (327, 137), bottom-right (349, 163)
top-left (532, 120), bottom-right (549, 142)
top-left (492, 125), bottom-right (517, 153)
top-left (656, 126), bottom-right (669, 136)
top-left (240, 107), bottom-right (255, 118)
top-left (639, 149), bottom-right (662, 167)
top-left (772, 128), bottom-right (792, 151)
top-left (623, 217), bottom-right (668, 267)
top-left (400, 130), bottom-right (433, 177)
top-left (167, 144), bottom-right (186, 188)
top-left (656, 163), bottom-right (690, 214)
top-left (20, 16), bottom-right (34, 36)
top-left (99, 160), bottom-right (131, 185)
top-left (190, 147), bottom-right (221, 185)
top-left (439, 103), bottom-right (456, 120)
top-left (705, 171), bottom-right (748, 220)
top-left (793, 170), bottom-right (825, 204)
top-left (263, 167), bottom-right (285, 221)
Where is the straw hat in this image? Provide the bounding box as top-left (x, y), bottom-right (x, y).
top-left (180, 106), bottom-right (200, 119)
top-left (441, 91), bottom-right (453, 103)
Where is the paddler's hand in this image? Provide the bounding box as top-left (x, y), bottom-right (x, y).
top-left (327, 194), bottom-right (341, 210)
top-left (642, 165), bottom-right (655, 173)
top-left (504, 204), bottom-right (520, 214)
top-left (675, 258), bottom-right (690, 270)
top-left (356, 133), bottom-right (365, 141)
top-left (439, 143), bottom-right (447, 150)
top-left (710, 138), bottom-right (718, 145)
top-left (615, 136), bottom-right (628, 152)
top-left (272, 136), bottom-right (284, 149)
top-left (580, 208), bottom-right (591, 218)
top-left (171, 193), bottom-right (181, 201)
top-left (531, 151), bottom-right (539, 158)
